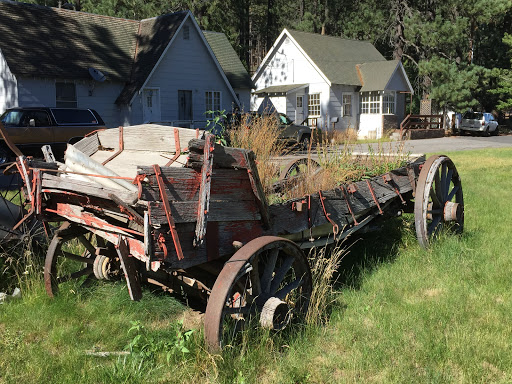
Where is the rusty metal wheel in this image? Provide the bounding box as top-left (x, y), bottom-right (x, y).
top-left (414, 155), bottom-right (464, 248)
top-left (44, 222), bottom-right (115, 297)
top-left (204, 236), bottom-right (312, 352)
top-left (279, 157), bottom-right (320, 181)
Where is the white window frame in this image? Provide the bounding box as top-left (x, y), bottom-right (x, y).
top-left (205, 90), bottom-right (221, 118)
top-left (55, 82), bottom-right (77, 108)
top-left (360, 91), bottom-right (380, 114)
top-left (382, 91), bottom-right (396, 114)
top-left (308, 93), bottom-right (320, 117)
top-left (342, 93), bottom-right (352, 117)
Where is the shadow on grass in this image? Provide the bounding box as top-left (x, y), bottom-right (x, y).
top-left (334, 215), bottom-right (407, 291)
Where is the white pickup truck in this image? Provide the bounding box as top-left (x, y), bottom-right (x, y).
top-left (459, 111), bottom-right (499, 136)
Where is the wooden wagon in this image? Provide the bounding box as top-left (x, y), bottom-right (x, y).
top-left (3, 124), bottom-right (464, 351)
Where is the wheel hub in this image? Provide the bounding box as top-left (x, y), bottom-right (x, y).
top-left (259, 297), bottom-right (291, 330)
top-left (444, 201), bottom-right (462, 222)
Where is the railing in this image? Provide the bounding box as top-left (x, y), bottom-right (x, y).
top-left (400, 114), bottom-right (443, 138)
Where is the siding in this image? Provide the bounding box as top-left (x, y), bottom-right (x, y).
top-left (17, 77), bottom-right (124, 127)
top-left (17, 78), bottom-right (54, 108)
top-left (0, 49), bottom-right (17, 113)
top-left (142, 18), bottom-right (237, 126)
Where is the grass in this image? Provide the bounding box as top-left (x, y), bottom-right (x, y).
top-left (1, 148), bottom-right (512, 383)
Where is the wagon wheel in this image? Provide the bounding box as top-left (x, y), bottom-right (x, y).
top-left (279, 158), bottom-right (320, 181)
top-left (44, 222), bottom-right (120, 297)
top-left (204, 236), bottom-right (312, 352)
top-left (414, 155), bottom-right (464, 248)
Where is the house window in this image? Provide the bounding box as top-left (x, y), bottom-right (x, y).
top-left (342, 94), bottom-right (352, 116)
top-left (183, 25), bottom-right (190, 40)
top-left (308, 93), bottom-right (320, 116)
top-left (205, 91), bottom-right (221, 117)
top-left (360, 91), bottom-right (380, 114)
top-left (297, 96), bottom-right (303, 108)
top-left (382, 91), bottom-right (395, 114)
top-left (56, 82), bottom-right (77, 108)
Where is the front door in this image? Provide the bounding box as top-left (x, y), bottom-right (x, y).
top-left (142, 88), bottom-right (161, 123)
top-left (178, 90), bottom-right (193, 121)
top-left (295, 95), bottom-right (304, 124)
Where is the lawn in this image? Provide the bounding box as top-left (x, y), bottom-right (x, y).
top-left (1, 148), bottom-right (511, 383)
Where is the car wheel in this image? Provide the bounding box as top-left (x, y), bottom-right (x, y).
top-left (0, 147), bottom-right (10, 165)
top-left (299, 135), bottom-right (311, 151)
top-left (483, 127), bottom-right (491, 137)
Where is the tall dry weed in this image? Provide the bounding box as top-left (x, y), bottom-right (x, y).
top-left (229, 113), bottom-right (285, 195)
top-left (306, 239), bottom-right (348, 325)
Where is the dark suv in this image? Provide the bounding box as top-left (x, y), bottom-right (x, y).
top-left (0, 107), bottom-right (106, 163)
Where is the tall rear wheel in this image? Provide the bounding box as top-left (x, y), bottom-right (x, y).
top-left (414, 155), bottom-right (464, 248)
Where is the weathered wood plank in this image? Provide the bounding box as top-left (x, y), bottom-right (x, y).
top-left (139, 168), bottom-right (257, 202)
top-left (73, 133), bottom-right (100, 157)
top-left (187, 139), bottom-right (251, 169)
top-left (41, 173), bottom-right (138, 204)
top-left (97, 125), bottom-right (200, 153)
top-left (149, 200), bottom-right (261, 224)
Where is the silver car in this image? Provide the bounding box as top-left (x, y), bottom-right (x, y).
top-left (459, 111), bottom-right (499, 136)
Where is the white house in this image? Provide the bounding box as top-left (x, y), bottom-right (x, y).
top-left (0, 0), bottom-right (252, 128)
top-left (251, 29), bottom-right (414, 139)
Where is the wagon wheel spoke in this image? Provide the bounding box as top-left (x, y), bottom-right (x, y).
top-left (204, 237), bottom-right (312, 352)
top-left (269, 255), bottom-right (295, 295)
top-left (275, 276), bottom-right (303, 301)
top-left (44, 222), bottom-right (118, 297)
top-left (429, 187), bottom-right (441, 207)
top-left (78, 234), bottom-right (97, 256)
top-left (260, 248), bottom-right (278, 294)
top-left (447, 184), bottom-right (460, 202)
top-left (427, 215), bottom-right (442, 236)
top-left (57, 267), bottom-right (93, 284)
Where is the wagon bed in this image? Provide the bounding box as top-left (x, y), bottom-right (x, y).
top-left (3, 123), bottom-right (464, 351)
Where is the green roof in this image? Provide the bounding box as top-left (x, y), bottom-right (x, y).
top-left (203, 31), bottom-right (252, 90)
top-left (358, 60), bottom-right (401, 91)
top-left (287, 30), bottom-right (386, 85)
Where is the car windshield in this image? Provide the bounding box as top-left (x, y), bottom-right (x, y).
top-left (279, 114), bottom-right (292, 125)
top-left (463, 112), bottom-right (483, 120)
top-left (1, 110), bottom-right (23, 126)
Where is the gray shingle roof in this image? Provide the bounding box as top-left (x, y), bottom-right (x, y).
top-left (202, 31), bottom-right (252, 90)
top-left (0, 0), bottom-right (139, 82)
top-left (286, 30), bottom-right (386, 86)
top-left (358, 60), bottom-right (401, 92)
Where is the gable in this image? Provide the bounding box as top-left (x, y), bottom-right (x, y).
top-left (253, 33), bottom-right (328, 89)
top-left (0, 0), bottom-right (138, 81)
top-left (115, 11), bottom-right (188, 104)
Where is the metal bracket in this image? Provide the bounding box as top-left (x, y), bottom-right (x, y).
top-left (165, 128), bottom-right (182, 167)
top-left (383, 173), bottom-right (406, 205)
top-left (153, 164), bottom-right (184, 260)
top-left (102, 126), bottom-right (124, 165)
top-left (340, 185), bottom-right (359, 225)
top-left (366, 179), bottom-right (383, 215)
top-left (319, 190), bottom-right (339, 234)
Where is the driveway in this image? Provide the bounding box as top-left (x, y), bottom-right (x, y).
top-left (362, 134), bottom-right (512, 155)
